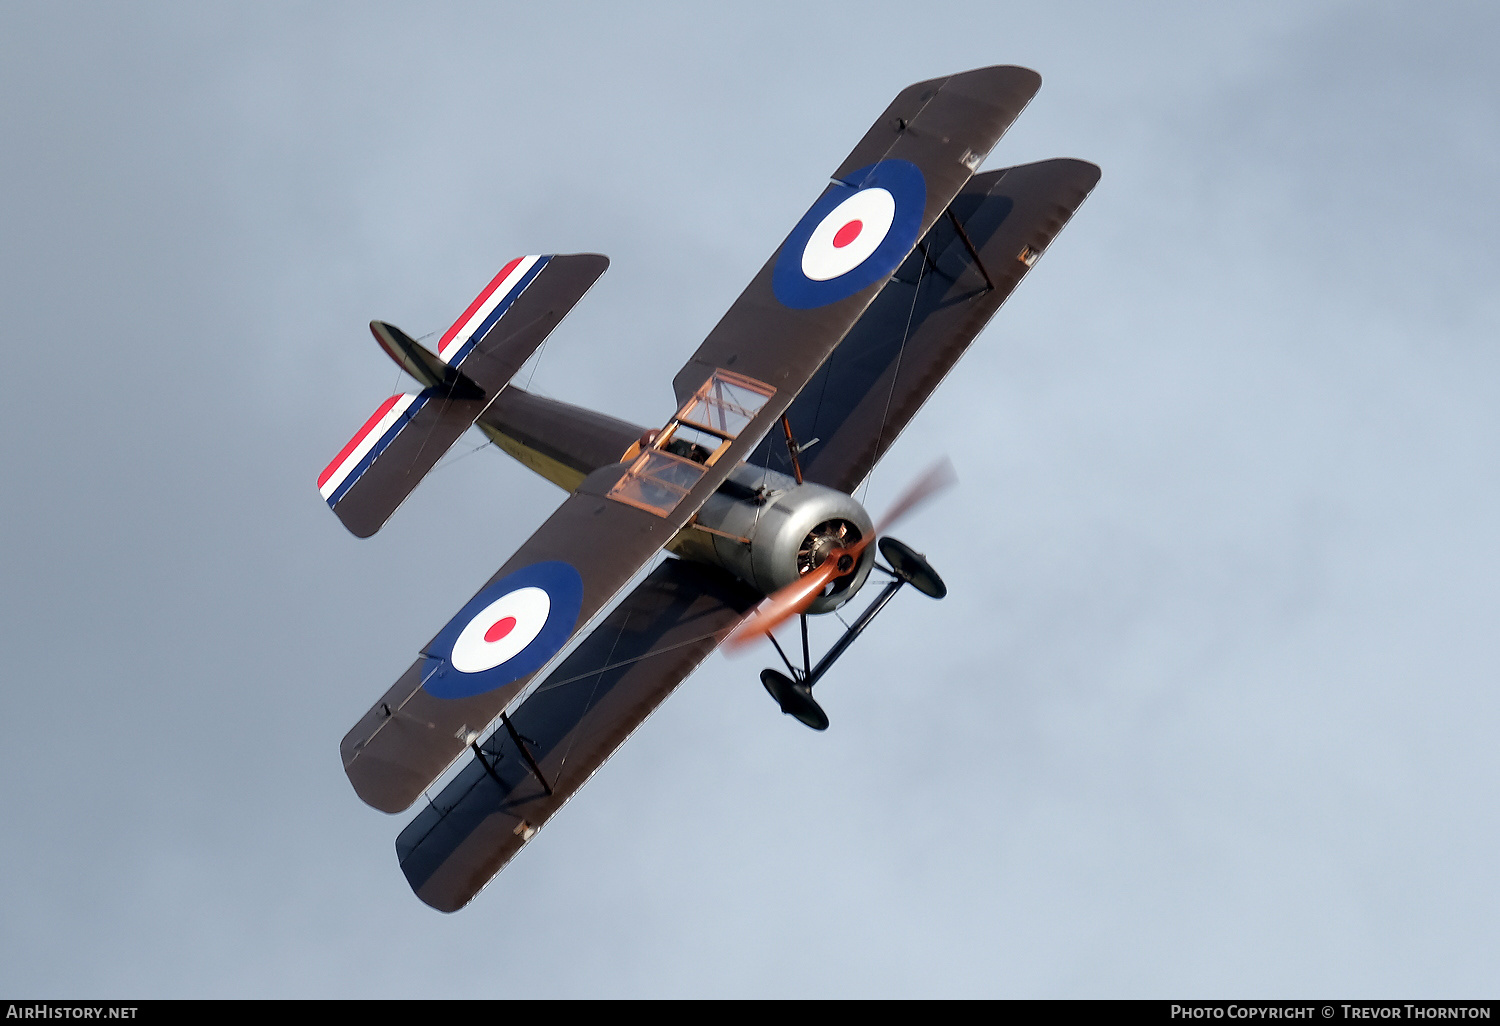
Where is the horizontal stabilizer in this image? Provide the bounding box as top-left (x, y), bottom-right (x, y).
top-left (319, 253), bottom-right (608, 536)
top-left (318, 390), bottom-right (485, 538)
top-left (427, 253), bottom-right (608, 396)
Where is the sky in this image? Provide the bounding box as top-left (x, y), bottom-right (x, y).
top-left (2, 0), bottom-right (1497, 998)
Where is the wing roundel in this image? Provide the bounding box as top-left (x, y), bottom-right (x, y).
top-left (422, 561), bottom-right (584, 700)
top-left (772, 158), bottom-right (926, 308)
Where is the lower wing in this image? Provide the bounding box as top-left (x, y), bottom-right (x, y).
top-left (749, 158), bottom-right (1102, 493)
top-left (395, 558), bottom-right (759, 912)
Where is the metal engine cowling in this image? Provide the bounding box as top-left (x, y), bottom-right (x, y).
top-left (669, 466), bottom-right (876, 614)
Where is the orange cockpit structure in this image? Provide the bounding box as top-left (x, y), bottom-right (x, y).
top-left (607, 369), bottom-right (775, 516)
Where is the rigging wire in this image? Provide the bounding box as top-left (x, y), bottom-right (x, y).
top-left (428, 435), bottom-right (495, 475)
top-left (523, 334), bottom-right (550, 391)
top-left (529, 626), bottom-right (728, 697)
top-left (559, 605), bottom-right (634, 769)
top-left (860, 238), bottom-right (929, 508)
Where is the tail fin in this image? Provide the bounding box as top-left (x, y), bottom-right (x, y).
top-left (370, 320), bottom-right (455, 391)
top-left (318, 253), bottom-right (608, 536)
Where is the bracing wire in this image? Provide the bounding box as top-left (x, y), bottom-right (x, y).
top-left (428, 435), bottom-right (495, 475)
top-left (860, 241), bottom-right (928, 508)
top-left (523, 335), bottom-right (550, 391)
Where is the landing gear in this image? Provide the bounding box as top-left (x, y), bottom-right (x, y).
top-left (760, 536), bottom-right (945, 730)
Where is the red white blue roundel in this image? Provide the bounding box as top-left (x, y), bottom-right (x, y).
top-left (772, 159), bottom-right (926, 310)
top-left (422, 561), bottom-right (584, 700)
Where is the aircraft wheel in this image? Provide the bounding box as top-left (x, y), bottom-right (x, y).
top-left (760, 668), bottom-right (830, 731)
top-left (877, 536), bottom-right (947, 599)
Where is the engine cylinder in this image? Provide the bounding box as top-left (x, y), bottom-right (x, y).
top-left (670, 466), bottom-right (875, 614)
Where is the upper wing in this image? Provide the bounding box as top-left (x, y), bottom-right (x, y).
top-left (746, 158), bottom-right (1102, 492)
top-left (671, 66), bottom-right (1041, 410)
top-left (395, 558), bottom-right (759, 912)
top-left (340, 68), bottom-right (1043, 815)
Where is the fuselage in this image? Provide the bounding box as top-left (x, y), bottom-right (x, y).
top-left (478, 386), bottom-right (874, 612)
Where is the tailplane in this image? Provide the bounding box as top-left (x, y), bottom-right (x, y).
top-left (317, 254), bottom-right (608, 536)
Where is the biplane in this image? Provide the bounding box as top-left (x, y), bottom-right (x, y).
top-left (321, 66), bottom-right (1098, 912)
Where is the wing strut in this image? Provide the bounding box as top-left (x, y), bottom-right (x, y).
top-left (780, 415), bottom-right (806, 486)
top-left (467, 712), bottom-right (553, 797)
top-left (469, 739), bottom-right (506, 788)
top-left (944, 207), bottom-right (996, 292)
top-left (500, 713), bottom-right (553, 797)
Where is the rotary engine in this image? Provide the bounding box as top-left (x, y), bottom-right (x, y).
top-left (670, 466), bottom-right (876, 614)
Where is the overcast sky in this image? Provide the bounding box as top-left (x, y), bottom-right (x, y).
top-left (2, 0), bottom-right (1497, 998)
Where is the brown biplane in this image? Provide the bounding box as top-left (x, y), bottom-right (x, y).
top-left (320, 66), bottom-right (1099, 911)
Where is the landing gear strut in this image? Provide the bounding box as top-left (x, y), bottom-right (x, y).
top-left (761, 536), bottom-right (946, 730)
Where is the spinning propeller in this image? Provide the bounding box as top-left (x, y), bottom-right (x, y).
top-left (725, 458), bottom-right (956, 651)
